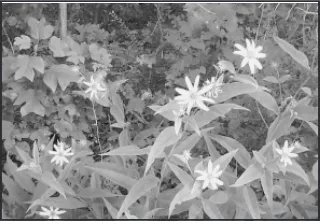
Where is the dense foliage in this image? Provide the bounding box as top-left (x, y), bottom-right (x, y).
top-left (2, 3), bottom-right (319, 220)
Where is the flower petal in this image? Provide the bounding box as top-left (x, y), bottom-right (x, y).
top-left (175, 88), bottom-right (190, 95)
top-left (248, 60), bottom-right (256, 74)
top-left (240, 58), bottom-right (249, 68)
top-left (251, 59), bottom-right (263, 70)
top-left (196, 100), bottom-right (210, 111)
top-left (185, 76), bottom-right (194, 91)
top-left (234, 43), bottom-right (247, 52)
top-left (193, 75), bottom-right (200, 91)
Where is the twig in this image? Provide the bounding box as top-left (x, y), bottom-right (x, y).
top-left (275, 68), bottom-right (283, 103)
top-left (255, 100), bottom-right (268, 129)
top-left (285, 3), bottom-right (297, 21)
top-left (197, 3), bottom-right (217, 16)
top-left (92, 102), bottom-right (102, 154)
top-left (295, 7), bottom-right (318, 15)
top-left (255, 4), bottom-right (264, 42)
top-left (2, 22), bottom-right (14, 55)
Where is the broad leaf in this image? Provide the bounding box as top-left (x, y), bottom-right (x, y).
top-left (43, 64), bottom-right (81, 92)
top-left (232, 164), bottom-right (263, 187)
top-left (2, 173), bottom-right (30, 204)
top-left (145, 127), bottom-right (181, 175)
top-left (209, 134), bottom-right (251, 169)
top-left (274, 36), bottom-right (310, 70)
top-left (100, 145), bottom-right (142, 156)
top-left (209, 191), bottom-right (229, 205)
top-left (242, 186), bottom-right (261, 219)
top-left (13, 55), bottom-right (44, 81)
top-left (294, 105), bottom-right (318, 122)
top-left (286, 161), bottom-right (310, 186)
top-left (233, 74), bottom-right (259, 88)
top-left (117, 175), bottom-right (159, 218)
top-left (13, 89), bottom-right (45, 117)
top-left (49, 36), bottom-right (69, 57)
top-left (14, 35), bottom-right (31, 50)
top-left (2, 120), bottom-right (14, 140)
top-left (263, 76), bottom-right (279, 83)
top-left (28, 17), bottom-right (54, 40)
top-left (2, 56), bottom-right (16, 82)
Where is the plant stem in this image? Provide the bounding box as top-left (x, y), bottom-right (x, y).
top-left (92, 101), bottom-right (102, 155)
top-left (275, 68), bottom-right (283, 104)
top-left (255, 100), bottom-right (268, 129)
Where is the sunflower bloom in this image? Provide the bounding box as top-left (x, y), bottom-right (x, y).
top-left (175, 75), bottom-right (215, 115)
top-left (38, 206), bottom-right (66, 219)
top-left (49, 141), bottom-right (74, 167)
top-left (275, 141), bottom-right (298, 167)
top-left (195, 160), bottom-right (224, 190)
top-left (233, 39), bottom-right (266, 74)
top-left (83, 75), bottom-right (106, 100)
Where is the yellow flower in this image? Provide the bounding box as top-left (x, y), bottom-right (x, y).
top-left (49, 141), bottom-right (74, 167)
top-left (38, 206), bottom-right (66, 219)
top-left (195, 160), bottom-right (224, 190)
top-left (233, 39), bottom-right (266, 74)
top-left (83, 75), bottom-right (106, 100)
top-left (275, 141), bottom-right (298, 167)
top-left (174, 75), bottom-right (215, 115)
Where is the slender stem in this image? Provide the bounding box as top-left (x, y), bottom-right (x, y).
top-left (275, 68), bottom-right (283, 104)
top-left (255, 4), bottom-right (264, 42)
top-left (2, 22), bottom-right (14, 55)
top-left (255, 100), bottom-right (268, 129)
top-left (197, 3), bottom-right (217, 16)
top-left (92, 101), bottom-right (102, 154)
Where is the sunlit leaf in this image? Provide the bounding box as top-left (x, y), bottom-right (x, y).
top-left (266, 113), bottom-right (295, 143)
top-left (202, 198), bottom-right (224, 219)
top-left (263, 76), bottom-right (279, 83)
top-left (167, 161), bottom-right (194, 188)
top-left (261, 170), bottom-right (273, 209)
top-left (27, 17), bottom-right (54, 40)
top-left (100, 145), bottom-right (142, 156)
top-left (41, 171), bottom-right (66, 199)
top-left (294, 105), bottom-right (318, 122)
top-left (286, 161), bottom-right (310, 186)
top-left (209, 191), bottom-right (229, 205)
top-left (117, 175), bottom-right (159, 218)
top-left (40, 196), bottom-right (86, 209)
top-left (2, 56), bottom-right (16, 82)
top-left (13, 55), bottom-right (44, 82)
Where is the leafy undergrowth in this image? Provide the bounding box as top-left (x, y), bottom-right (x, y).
top-left (2, 3), bottom-right (319, 220)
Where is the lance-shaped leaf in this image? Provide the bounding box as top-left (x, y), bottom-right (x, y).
top-left (274, 36), bottom-right (310, 70)
top-left (266, 113), bottom-right (295, 143)
top-left (248, 91), bottom-right (279, 115)
top-left (145, 127), bottom-right (181, 175)
top-left (209, 190), bottom-right (229, 205)
top-left (41, 171), bottom-right (66, 199)
top-left (294, 105), bottom-right (318, 122)
top-left (102, 198), bottom-right (118, 219)
top-left (286, 161), bottom-right (310, 186)
top-left (305, 121), bottom-right (318, 136)
top-left (167, 161), bottom-right (194, 188)
top-left (117, 175), bottom-right (159, 218)
top-left (261, 170), bottom-right (273, 209)
top-left (232, 164), bottom-right (264, 187)
top-left (100, 145), bottom-right (142, 156)
top-left (202, 198), bottom-right (224, 219)
top-left (243, 186), bottom-right (261, 219)
top-left (233, 74), bottom-right (259, 88)
top-left (209, 134), bottom-right (251, 169)
top-left (40, 196), bottom-right (86, 209)
top-left (212, 148), bottom-right (239, 172)
top-left (85, 165), bottom-right (137, 190)
top-left (16, 142), bottom-right (42, 174)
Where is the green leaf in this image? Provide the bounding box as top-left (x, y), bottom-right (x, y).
top-left (14, 35), bottom-right (31, 50)
top-left (88, 43), bottom-right (112, 67)
top-left (100, 145), bottom-right (142, 156)
top-left (110, 93), bottom-right (125, 126)
top-left (41, 171), bottom-right (66, 199)
top-left (49, 36), bottom-right (68, 57)
top-left (294, 105), bottom-right (318, 122)
top-left (78, 187), bottom-right (121, 199)
top-left (14, 89), bottom-right (45, 117)
top-left (167, 161), bottom-right (194, 187)
top-left (13, 55), bottom-right (44, 81)
top-left (102, 198), bottom-right (118, 219)
top-left (41, 196), bottom-right (86, 209)
top-left (312, 160), bottom-right (318, 182)
top-left (145, 127), bottom-right (181, 175)
top-left (261, 170), bottom-right (273, 209)
top-left (2, 56), bottom-right (16, 82)
top-left (2, 173), bottom-right (30, 204)
top-left (242, 186), bottom-right (260, 219)
top-left (248, 91), bottom-right (279, 115)
top-left (278, 75), bottom-right (291, 83)
top-left (273, 36), bottom-right (310, 70)
top-left (286, 161), bottom-right (310, 186)
top-left (232, 164), bottom-right (263, 187)
top-left (266, 113), bottom-right (295, 143)
top-left (117, 175), bottom-right (159, 218)
top-left (263, 76), bottom-right (279, 84)
top-left (204, 134), bottom-right (221, 161)
top-left (2, 120), bottom-right (14, 140)
top-left (202, 198), bottom-right (224, 219)
top-left (300, 87), bottom-right (312, 96)
top-left (184, 116), bottom-right (201, 136)
top-left (27, 17), bottom-right (54, 40)
top-left (44, 64), bottom-right (80, 92)
top-left (212, 148), bottom-right (239, 172)
top-left (85, 165), bottom-right (137, 190)
top-left (209, 191), bottom-right (229, 205)
top-left (233, 74), bottom-right (259, 88)
top-left (215, 82), bottom-right (260, 103)
top-left (209, 134), bottom-right (251, 169)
